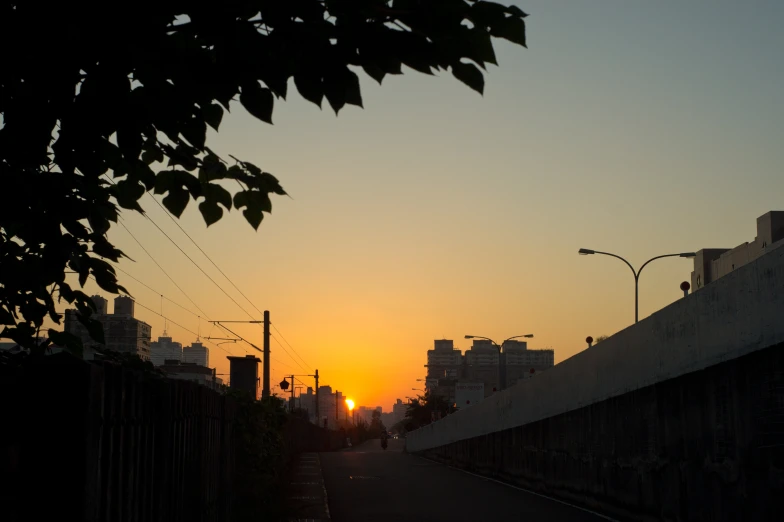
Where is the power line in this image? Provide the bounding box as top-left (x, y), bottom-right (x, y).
top-left (212, 321), bottom-right (262, 354)
top-left (117, 218), bottom-right (211, 320)
top-left (139, 205), bottom-right (257, 322)
top-left (108, 177), bottom-right (313, 373)
top-left (147, 194), bottom-right (263, 317)
top-left (145, 192), bottom-right (314, 371)
top-left (271, 323), bottom-right (312, 371)
top-left (70, 270), bottom-right (233, 359)
top-left (132, 299), bottom-right (235, 357)
top-left (113, 265), bottom-right (204, 321)
top-left (270, 332), bottom-right (308, 373)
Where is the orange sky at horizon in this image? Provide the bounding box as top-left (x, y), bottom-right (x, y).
top-left (38, 1), bottom-right (784, 411)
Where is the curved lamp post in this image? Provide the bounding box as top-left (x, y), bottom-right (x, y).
top-left (578, 248), bottom-right (695, 323)
top-left (463, 334), bottom-right (534, 391)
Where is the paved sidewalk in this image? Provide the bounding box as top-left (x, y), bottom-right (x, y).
top-left (284, 452), bottom-right (331, 522)
top-left (320, 439), bottom-right (611, 522)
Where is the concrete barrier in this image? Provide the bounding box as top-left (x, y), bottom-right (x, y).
top-left (407, 246), bottom-right (784, 453)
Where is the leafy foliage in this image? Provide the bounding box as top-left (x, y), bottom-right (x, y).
top-left (0, 1), bottom-right (528, 349)
top-left (230, 391), bottom-right (288, 521)
top-left (405, 391), bottom-right (455, 430)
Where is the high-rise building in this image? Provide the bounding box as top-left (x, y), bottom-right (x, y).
top-left (465, 339), bottom-right (500, 397)
top-left (64, 295), bottom-right (151, 361)
top-left (391, 398), bottom-right (408, 426)
top-left (424, 339), bottom-right (464, 404)
top-left (183, 341), bottom-right (209, 367)
top-left (426, 339), bottom-right (462, 384)
top-left (150, 334), bottom-right (182, 367)
top-left (503, 339), bottom-right (555, 386)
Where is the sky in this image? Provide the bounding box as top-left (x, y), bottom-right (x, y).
top-left (52, 0), bottom-right (784, 410)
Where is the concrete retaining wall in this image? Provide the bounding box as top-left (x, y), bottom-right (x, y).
top-left (407, 246), bottom-right (784, 453)
top-left (419, 342), bottom-right (784, 521)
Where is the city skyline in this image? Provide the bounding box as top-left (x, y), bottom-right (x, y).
top-left (35, 0), bottom-right (784, 409)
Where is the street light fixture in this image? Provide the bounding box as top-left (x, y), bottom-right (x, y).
top-left (463, 334), bottom-right (534, 391)
top-left (578, 248), bottom-right (696, 323)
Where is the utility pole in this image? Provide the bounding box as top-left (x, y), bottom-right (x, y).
top-left (289, 374), bottom-right (295, 412)
top-left (335, 390), bottom-right (339, 424)
top-left (262, 310), bottom-right (271, 399)
top-left (314, 369), bottom-right (320, 426)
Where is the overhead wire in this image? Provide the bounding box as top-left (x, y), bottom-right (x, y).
top-left (106, 175), bottom-right (312, 376)
top-left (117, 218), bottom-right (211, 320)
top-left (139, 204), bottom-right (257, 321)
top-left (144, 191), bottom-right (315, 371)
top-left (68, 269), bottom-right (234, 359)
top-left (271, 324), bottom-right (312, 371)
top-left (113, 265), bottom-right (203, 320)
top-left (66, 271), bottom-right (297, 388)
top-left (132, 299), bottom-right (234, 357)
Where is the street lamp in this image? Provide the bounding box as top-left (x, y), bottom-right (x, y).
top-left (578, 248), bottom-right (696, 323)
top-left (464, 334), bottom-right (534, 391)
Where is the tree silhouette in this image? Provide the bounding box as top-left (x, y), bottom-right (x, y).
top-left (0, 1), bottom-right (528, 350)
top-left (405, 391), bottom-right (454, 429)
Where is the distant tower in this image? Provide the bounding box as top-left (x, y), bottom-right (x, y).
top-left (227, 355), bottom-right (261, 399)
top-left (114, 296), bottom-right (135, 317)
top-left (90, 295), bottom-right (108, 315)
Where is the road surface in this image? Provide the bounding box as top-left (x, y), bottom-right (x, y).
top-left (318, 439), bottom-right (611, 522)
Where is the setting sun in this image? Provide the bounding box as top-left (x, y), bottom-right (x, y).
top-left (345, 399), bottom-right (355, 411)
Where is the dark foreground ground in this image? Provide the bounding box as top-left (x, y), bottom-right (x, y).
top-left (313, 439), bottom-right (612, 522)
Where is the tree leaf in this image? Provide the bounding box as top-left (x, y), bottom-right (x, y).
top-left (324, 67), bottom-right (364, 114)
top-left (240, 82), bottom-right (274, 124)
top-left (203, 183), bottom-right (232, 210)
top-left (202, 103), bottom-right (224, 130)
top-left (491, 16), bottom-right (527, 47)
top-left (162, 186), bottom-right (190, 217)
top-left (162, 143), bottom-right (200, 171)
top-left (294, 72), bottom-right (324, 107)
top-left (128, 160), bottom-right (156, 191)
top-left (48, 329), bottom-right (84, 357)
top-left (234, 190), bottom-right (272, 231)
top-left (242, 206), bottom-right (263, 230)
top-left (117, 126), bottom-right (143, 160)
top-left (92, 238), bottom-right (124, 262)
top-left (181, 116), bottom-right (207, 149)
top-left (0, 305), bottom-right (15, 325)
top-left (199, 154), bottom-right (227, 183)
top-left (506, 5), bottom-right (529, 18)
top-left (77, 313), bottom-right (105, 345)
top-left (466, 29), bottom-right (497, 67)
top-left (154, 169), bottom-right (202, 198)
top-left (361, 61), bottom-right (386, 84)
top-left (452, 61), bottom-right (485, 94)
top-left (141, 143), bottom-right (164, 165)
top-left (114, 179), bottom-right (146, 211)
top-left (199, 200), bottom-right (223, 227)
